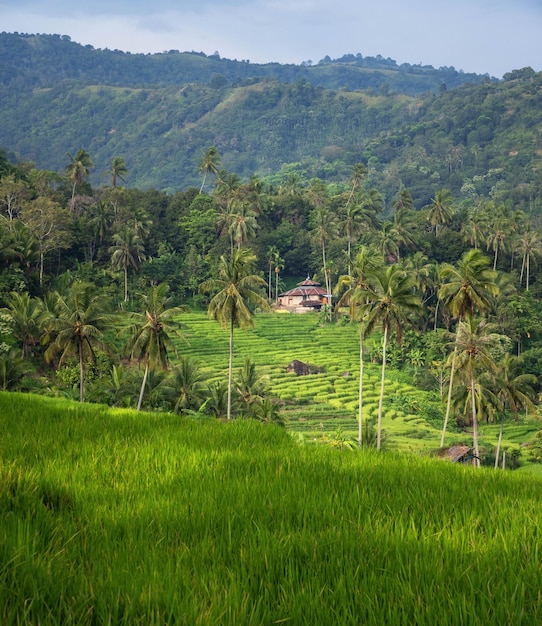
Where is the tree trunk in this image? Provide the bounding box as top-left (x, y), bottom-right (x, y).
top-left (137, 363), bottom-right (149, 411)
top-left (377, 324), bottom-right (388, 451)
top-left (227, 316), bottom-right (234, 420)
top-left (440, 340), bottom-right (458, 448)
top-left (495, 410), bottom-right (505, 469)
top-left (470, 374), bottom-right (480, 467)
top-left (358, 324), bottom-right (364, 448)
top-left (124, 266), bottom-right (129, 302)
top-left (79, 338), bottom-right (85, 403)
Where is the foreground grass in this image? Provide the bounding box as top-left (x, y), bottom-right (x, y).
top-left (1, 392), bottom-right (542, 625)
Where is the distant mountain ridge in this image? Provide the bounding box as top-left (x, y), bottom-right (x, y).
top-left (0, 32), bottom-right (491, 94)
top-left (1, 32), bottom-right (541, 214)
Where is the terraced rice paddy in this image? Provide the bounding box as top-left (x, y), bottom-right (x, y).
top-left (179, 312), bottom-right (451, 450)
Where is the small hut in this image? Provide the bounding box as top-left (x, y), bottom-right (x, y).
top-left (277, 277), bottom-right (329, 312)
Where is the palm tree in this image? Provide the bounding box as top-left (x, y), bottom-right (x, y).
top-left (198, 146), bottom-right (222, 193)
top-left (438, 249), bottom-right (499, 447)
top-left (493, 354), bottom-right (536, 468)
top-left (453, 318), bottom-right (502, 467)
top-left (1, 291), bottom-right (45, 358)
top-left (266, 245), bottom-right (279, 299)
top-left (109, 227), bottom-right (146, 302)
top-left (424, 188), bottom-right (454, 237)
top-left (200, 248), bottom-right (269, 420)
top-left (362, 264), bottom-right (422, 450)
top-left (168, 356), bottom-right (207, 414)
top-left (65, 149), bottom-right (93, 208)
top-left (517, 228), bottom-right (542, 291)
top-left (110, 156), bottom-right (128, 188)
top-left (309, 205), bottom-right (338, 307)
top-left (126, 283), bottom-right (188, 411)
top-left (334, 246), bottom-right (382, 447)
top-left (228, 201), bottom-right (259, 250)
top-left (235, 357), bottom-right (269, 410)
top-left (274, 253), bottom-right (285, 303)
top-left (344, 162), bottom-right (367, 209)
top-left (44, 281), bottom-right (112, 403)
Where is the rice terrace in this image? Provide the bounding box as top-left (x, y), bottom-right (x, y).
top-left (2, 310), bottom-right (542, 625)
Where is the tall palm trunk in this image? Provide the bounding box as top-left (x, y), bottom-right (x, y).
top-left (376, 324), bottom-right (388, 451)
top-left (495, 407), bottom-right (506, 469)
top-left (227, 316), bottom-right (234, 420)
top-left (358, 324), bottom-right (364, 447)
top-left (440, 341), bottom-right (458, 448)
top-left (79, 338), bottom-right (85, 403)
top-left (137, 363), bottom-right (149, 411)
top-left (124, 266), bottom-right (129, 302)
top-left (470, 373), bottom-right (480, 467)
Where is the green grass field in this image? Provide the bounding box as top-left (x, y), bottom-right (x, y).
top-left (179, 311), bottom-right (540, 457)
top-left (1, 391), bottom-right (542, 625)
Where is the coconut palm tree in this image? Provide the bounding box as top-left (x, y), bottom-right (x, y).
top-left (310, 204), bottom-right (338, 306)
top-left (109, 156), bottom-right (128, 188)
top-left (424, 188), bottom-right (454, 237)
top-left (65, 149), bottom-right (93, 208)
top-left (1, 291), bottom-right (46, 359)
top-left (334, 246), bottom-right (382, 447)
top-left (43, 281), bottom-right (113, 403)
top-left (109, 227), bottom-right (146, 302)
top-left (228, 201), bottom-right (259, 250)
top-left (493, 353), bottom-right (536, 468)
top-left (198, 146), bottom-right (222, 193)
top-left (274, 253), bottom-right (285, 303)
top-left (168, 355), bottom-right (207, 414)
top-left (361, 264), bottom-right (422, 450)
top-left (517, 228), bottom-right (542, 291)
top-left (266, 245), bottom-right (279, 299)
top-left (438, 249), bottom-right (499, 447)
top-left (452, 318), bottom-right (502, 467)
top-left (200, 248), bottom-right (269, 420)
top-left (126, 283), bottom-right (188, 411)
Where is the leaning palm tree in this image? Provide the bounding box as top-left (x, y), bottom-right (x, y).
top-left (438, 249), bottom-right (499, 447)
top-left (334, 246), bottom-right (382, 447)
top-left (126, 283), bottom-right (188, 411)
top-left (198, 146), bottom-right (222, 193)
top-left (44, 281), bottom-right (113, 403)
top-left (200, 249), bottom-right (269, 420)
top-left (362, 264), bottom-right (422, 450)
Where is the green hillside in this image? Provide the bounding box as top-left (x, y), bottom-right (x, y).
top-left (5, 32), bottom-right (541, 207)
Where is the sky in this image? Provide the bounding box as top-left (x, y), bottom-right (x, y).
top-left (2, 0), bottom-right (541, 78)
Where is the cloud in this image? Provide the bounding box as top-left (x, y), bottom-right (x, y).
top-left (2, 0), bottom-right (542, 76)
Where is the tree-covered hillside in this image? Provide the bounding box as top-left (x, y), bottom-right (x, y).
top-left (0, 33), bottom-right (488, 93)
top-left (0, 34), bottom-right (540, 209)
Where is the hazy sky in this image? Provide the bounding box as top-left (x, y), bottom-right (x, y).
top-left (2, 0), bottom-right (541, 77)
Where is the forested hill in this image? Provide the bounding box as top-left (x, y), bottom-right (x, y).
top-left (1, 32), bottom-right (488, 94)
top-left (1, 33), bottom-right (541, 212)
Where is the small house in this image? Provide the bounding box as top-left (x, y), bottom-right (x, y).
top-left (277, 277), bottom-right (330, 312)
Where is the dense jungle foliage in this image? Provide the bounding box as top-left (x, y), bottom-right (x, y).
top-left (1, 135), bottom-right (542, 456)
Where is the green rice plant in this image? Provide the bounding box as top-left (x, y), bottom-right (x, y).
top-left (3, 392), bottom-right (542, 623)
